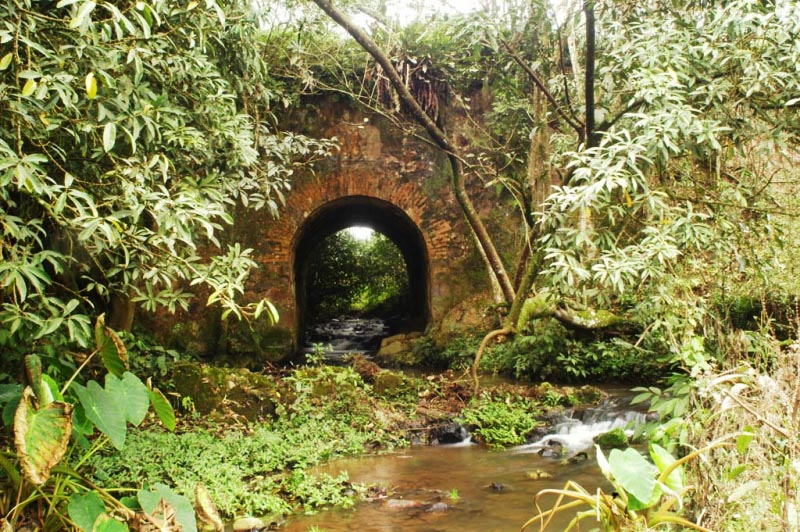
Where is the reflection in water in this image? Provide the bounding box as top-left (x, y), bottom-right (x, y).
top-left (283, 445), bottom-right (607, 532)
top-left (284, 397), bottom-right (647, 532)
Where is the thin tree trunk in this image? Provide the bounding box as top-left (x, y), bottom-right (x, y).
top-left (584, 0), bottom-right (597, 148)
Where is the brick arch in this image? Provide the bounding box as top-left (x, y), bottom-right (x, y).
top-left (148, 103), bottom-right (499, 361)
top-left (292, 195), bottom-right (430, 337)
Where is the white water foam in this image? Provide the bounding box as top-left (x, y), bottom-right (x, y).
top-left (513, 403), bottom-right (650, 456)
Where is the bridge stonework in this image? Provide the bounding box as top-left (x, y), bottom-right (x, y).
top-left (148, 102), bottom-right (495, 362)
top-left (240, 102), bottom-right (492, 352)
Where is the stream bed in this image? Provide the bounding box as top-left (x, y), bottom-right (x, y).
top-left (283, 396), bottom-right (647, 532)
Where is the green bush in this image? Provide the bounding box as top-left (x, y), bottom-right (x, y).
top-left (458, 392), bottom-right (541, 448)
top-left (412, 333), bottom-right (482, 370)
top-left (482, 320), bottom-right (666, 383)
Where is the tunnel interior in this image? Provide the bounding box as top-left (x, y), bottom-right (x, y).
top-left (293, 196), bottom-right (430, 352)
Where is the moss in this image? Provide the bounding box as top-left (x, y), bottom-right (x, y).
top-left (516, 292), bottom-right (556, 331)
top-left (172, 362), bottom-right (278, 421)
top-left (593, 427), bottom-right (629, 449)
top-left (570, 309), bottom-right (628, 329)
top-left (373, 370), bottom-right (415, 398)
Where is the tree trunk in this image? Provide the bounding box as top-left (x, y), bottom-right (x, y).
top-left (108, 291), bottom-right (135, 332)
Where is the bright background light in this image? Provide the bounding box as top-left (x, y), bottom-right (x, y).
top-left (347, 226), bottom-right (375, 241)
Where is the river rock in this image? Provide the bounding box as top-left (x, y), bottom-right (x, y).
top-left (383, 499), bottom-right (424, 510)
top-left (375, 333), bottom-right (425, 366)
top-left (427, 502), bottom-right (450, 512)
top-left (593, 427), bottom-right (629, 449)
top-left (429, 422), bottom-right (470, 445)
top-left (232, 517), bottom-right (266, 532)
top-left (380, 334), bottom-right (408, 353)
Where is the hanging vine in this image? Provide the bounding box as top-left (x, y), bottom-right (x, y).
top-left (370, 53), bottom-right (449, 125)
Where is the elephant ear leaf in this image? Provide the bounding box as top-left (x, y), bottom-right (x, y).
top-left (14, 387), bottom-right (73, 485)
top-left (106, 373), bottom-right (149, 427)
top-left (24, 355), bottom-right (43, 402)
top-left (95, 313), bottom-right (128, 377)
top-left (149, 388), bottom-right (176, 431)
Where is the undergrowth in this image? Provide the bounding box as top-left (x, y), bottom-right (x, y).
top-left (458, 392), bottom-right (541, 448)
top-left (480, 319), bottom-right (667, 383)
top-left (84, 365), bottom-right (408, 519)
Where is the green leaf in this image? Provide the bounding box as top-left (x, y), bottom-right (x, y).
top-left (149, 388), bottom-right (176, 431)
top-left (265, 300), bottom-right (280, 324)
top-left (3, 397), bottom-right (21, 427)
top-left (24, 355), bottom-right (43, 403)
top-left (94, 314), bottom-right (128, 377)
top-left (737, 429), bottom-right (755, 455)
top-left (68, 491), bottom-right (106, 531)
top-left (40, 374), bottom-right (63, 406)
top-left (106, 373), bottom-right (149, 426)
top-left (21, 79), bottom-right (37, 97)
top-left (138, 484), bottom-right (197, 532)
top-left (727, 464), bottom-right (747, 480)
top-left (0, 52), bottom-right (12, 71)
top-left (103, 122), bottom-right (116, 152)
top-left (650, 443), bottom-right (684, 492)
top-left (73, 381), bottom-right (127, 450)
top-left (70, 1), bottom-right (97, 29)
top-left (0, 384), bottom-right (22, 404)
top-left (14, 387), bottom-right (74, 485)
top-left (608, 447), bottom-right (658, 509)
top-left (205, 0), bottom-right (225, 26)
top-left (93, 514), bottom-right (129, 532)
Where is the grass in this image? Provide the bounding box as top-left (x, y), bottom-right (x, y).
top-left (681, 338), bottom-right (800, 531)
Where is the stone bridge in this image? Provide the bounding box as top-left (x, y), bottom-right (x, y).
top-left (154, 101), bottom-right (501, 361)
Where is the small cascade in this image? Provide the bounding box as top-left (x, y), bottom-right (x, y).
top-left (301, 317), bottom-right (390, 360)
top-left (515, 396), bottom-right (652, 457)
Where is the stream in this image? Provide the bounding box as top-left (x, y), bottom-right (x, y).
top-left (300, 318), bottom-right (391, 361)
top-left (283, 396), bottom-right (649, 532)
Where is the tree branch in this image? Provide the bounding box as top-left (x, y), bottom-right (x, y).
top-left (501, 39), bottom-right (584, 136)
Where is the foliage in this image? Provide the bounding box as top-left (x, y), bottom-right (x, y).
top-left (482, 321), bottom-right (666, 383)
top-left (411, 333), bottom-right (482, 370)
top-left (85, 365), bottom-right (408, 519)
top-left (458, 392), bottom-right (540, 448)
top-left (0, 316), bottom-right (179, 531)
top-left (118, 330), bottom-right (189, 384)
top-left (0, 0), bottom-right (333, 372)
top-left (302, 0), bottom-right (800, 387)
top-left (306, 229), bottom-right (409, 321)
top-left (524, 437), bottom-right (740, 532)
top-left (676, 341), bottom-right (800, 531)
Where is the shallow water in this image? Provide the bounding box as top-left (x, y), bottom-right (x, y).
top-left (283, 397), bottom-right (647, 532)
top-left (283, 444), bottom-right (607, 532)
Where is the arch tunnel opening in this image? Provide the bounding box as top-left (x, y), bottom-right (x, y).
top-left (293, 196), bottom-right (430, 358)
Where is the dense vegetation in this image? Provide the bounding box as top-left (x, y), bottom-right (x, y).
top-left (0, 0), bottom-right (332, 377)
top-left (305, 229), bottom-right (409, 321)
top-left (1, 0), bottom-right (799, 530)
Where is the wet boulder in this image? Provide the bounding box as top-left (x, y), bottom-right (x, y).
top-left (383, 499), bottom-right (424, 510)
top-left (593, 427), bottom-right (629, 449)
top-left (232, 517), bottom-right (266, 532)
top-left (429, 422), bottom-right (470, 445)
top-left (375, 333), bottom-right (423, 366)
